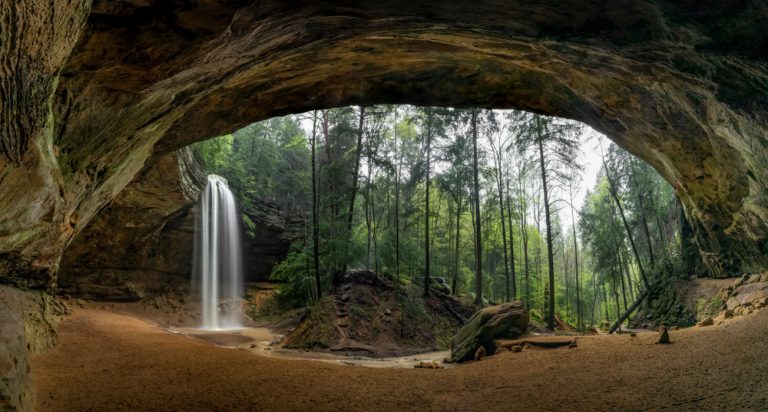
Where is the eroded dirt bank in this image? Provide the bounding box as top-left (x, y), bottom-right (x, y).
top-left (31, 308), bottom-right (768, 411)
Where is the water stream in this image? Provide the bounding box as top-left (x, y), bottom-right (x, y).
top-left (194, 175), bottom-right (244, 330)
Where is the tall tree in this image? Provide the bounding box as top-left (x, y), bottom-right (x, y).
top-left (568, 181), bottom-right (582, 330)
top-left (488, 115), bottom-right (511, 301)
top-left (514, 111), bottom-right (582, 329)
top-left (310, 111), bottom-right (322, 298)
top-left (471, 109), bottom-right (484, 304)
top-left (423, 108), bottom-right (434, 298)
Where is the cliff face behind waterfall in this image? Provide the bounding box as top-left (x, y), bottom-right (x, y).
top-left (58, 149), bottom-right (303, 301)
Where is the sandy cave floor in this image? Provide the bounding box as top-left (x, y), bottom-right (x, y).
top-left (31, 307), bottom-right (768, 411)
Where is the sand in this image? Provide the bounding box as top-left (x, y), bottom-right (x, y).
top-left (31, 307), bottom-right (768, 411)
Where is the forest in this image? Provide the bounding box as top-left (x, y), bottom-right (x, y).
top-left (195, 106), bottom-right (688, 332)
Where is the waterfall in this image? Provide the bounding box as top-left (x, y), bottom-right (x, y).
top-left (193, 175), bottom-right (244, 330)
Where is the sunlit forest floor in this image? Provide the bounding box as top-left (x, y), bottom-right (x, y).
top-left (32, 304), bottom-right (768, 411)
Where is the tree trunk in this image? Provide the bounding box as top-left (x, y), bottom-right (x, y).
top-left (611, 268), bottom-right (622, 331)
top-left (310, 111), bottom-right (322, 299)
top-left (631, 166), bottom-right (656, 270)
top-left (616, 249), bottom-right (628, 315)
top-left (519, 184), bottom-right (531, 309)
top-left (505, 178), bottom-right (517, 300)
top-left (394, 113), bottom-right (401, 281)
top-left (365, 141), bottom-right (373, 270)
top-left (453, 193), bottom-right (462, 295)
top-left (472, 110), bottom-right (483, 305)
top-left (608, 287), bottom-right (651, 334)
top-left (569, 184), bottom-right (582, 331)
top-left (343, 106), bottom-right (366, 273)
top-left (495, 160), bottom-right (511, 302)
top-left (536, 117), bottom-right (556, 330)
top-left (424, 110), bottom-right (433, 298)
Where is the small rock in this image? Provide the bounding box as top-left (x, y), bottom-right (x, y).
top-left (384, 309), bottom-right (391, 316)
top-left (657, 326), bottom-right (671, 344)
top-left (270, 334), bottom-right (284, 345)
top-left (697, 317), bottom-right (714, 327)
top-left (414, 361), bottom-right (443, 369)
top-left (76, 298), bottom-right (86, 308)
top-left (511, 345), bottom-right (523, 353)
top-left (630, 332), bottom-right (637, 337)
top-left (250, 343), bottom-right (257, 348)
top-left (474, 346), bottom-right (486, 361)
top-left (568, 341), bottom-right (578, 349)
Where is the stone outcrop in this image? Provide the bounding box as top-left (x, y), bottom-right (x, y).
top-left (240, 201), bottom-right (305, 281)
top-left (0, 286), bottom-right (66, 411)
top-left (2, 2), bottom-right (768, 289)
top-left (450, 302), bottom-right (529, 363)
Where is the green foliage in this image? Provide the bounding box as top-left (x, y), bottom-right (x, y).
top-left (270, 244), bottom-right (313, 308)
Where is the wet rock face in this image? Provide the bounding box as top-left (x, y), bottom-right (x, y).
top-left (2, 1), bottom-right (768, 285)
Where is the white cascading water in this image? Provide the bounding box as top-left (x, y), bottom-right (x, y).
top-left (193, 175), bottom-right (244, 330)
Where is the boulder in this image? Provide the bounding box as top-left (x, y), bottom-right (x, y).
top-left (449, 302), bottom-right (528, 363)
top-left (697, 317), bottom-right (714, 327)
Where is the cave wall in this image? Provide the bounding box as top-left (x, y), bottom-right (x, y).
top-left (56, 147), bottom-right (205, 299)
top-left (1, 0), bottom-right (768, 292)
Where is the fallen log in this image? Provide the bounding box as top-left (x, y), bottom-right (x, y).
top-left (608, 283), bottom-right (658, 334)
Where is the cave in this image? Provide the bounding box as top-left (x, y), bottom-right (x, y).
top-left (2, 1), bottom-right (768, 411)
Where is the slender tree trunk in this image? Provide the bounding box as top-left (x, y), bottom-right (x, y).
top-left (611, 269), bottom-right (622, 330)
top-left (472, 110), bottom-right (483, 305)
top-left (562, 237), bottom-right (570, 319)
top-left (589, 278), bottom-right (599, 328)
top-left (536, 118), bottom-right (556, 330)
top-left (616, 248), bottom-right (628, 315)
top-left (602, 284), bottom-right (610, 324)
top-left (631, 166), bottom-right (656, 269)
top-left (342, 106), bottom-right (366, 274)
top-left (519, 185), bottom-right (531, 309)
top-left (424, 110), bottom-right (433, 298)
top-left (365, 147), bottom-right (372, 270)
top-left (603, 159), bottom-right (651, 289)
top-left (649, 189), bottom-right (667, 247)
top-left (310, 111), bottom-right (322, 299)
top-left (623, 248), bottom-right (636, 302)
top-left (505, 178), bottom-right (517, 300)
top-left (453, 192), bottom-right (462, 295)
top-left (495, 161), bottom-right (511, 301)
top-left (394, 113), bottom-right (401, 281)
top-left (568, 185), bottom-right (582, 331)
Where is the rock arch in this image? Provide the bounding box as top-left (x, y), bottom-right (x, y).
top-left (2, 1), bottom-right (767, 286)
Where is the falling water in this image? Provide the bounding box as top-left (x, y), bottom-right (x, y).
top-left (193, 175), bottom-right (244, 330)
